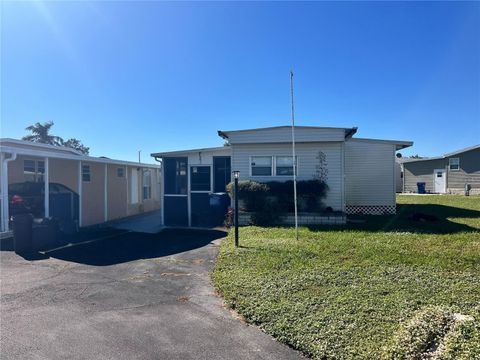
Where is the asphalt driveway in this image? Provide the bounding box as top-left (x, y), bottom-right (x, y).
top-left (0, 229), bottom-right (302, 360)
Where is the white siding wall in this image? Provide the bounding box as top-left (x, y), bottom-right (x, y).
top-left (345, 140), bottom-right (395, 206)
top-left (184, 148), bottom-right (231, 165)
top-left (232, 142), bottom-right (344, 211)
top-left (225, 127), bottom-right (346, 144)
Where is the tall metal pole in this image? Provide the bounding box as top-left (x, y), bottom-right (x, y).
top-left (234, 175), bottom-right (239, 247)
top-left (290, 70), bottom-right (299, 241)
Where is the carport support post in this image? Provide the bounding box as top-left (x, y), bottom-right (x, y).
top-left (233, 171), bottom-right (239, 247)
top-left (44, 157), bottom-right (49, 218)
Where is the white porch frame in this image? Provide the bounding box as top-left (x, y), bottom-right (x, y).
top-left (1, 152), bottom-right (17, 232)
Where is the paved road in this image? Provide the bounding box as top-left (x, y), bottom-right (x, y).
top-left (0, 229), bottom-right (303, 360)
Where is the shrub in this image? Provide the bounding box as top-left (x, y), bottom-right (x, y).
top-left (384, 306), bottom-right (458, 360)
top-left (226, 179), bottom-right (329, 225)
top-left (226, 180), bottom-right (268, 212)
top-left (266, 180), bottom-right (329, 212)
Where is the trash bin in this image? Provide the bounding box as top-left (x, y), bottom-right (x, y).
top-left (417, 182), bottom-right (426, 194)
top-left (465, 183), bottom-right (471, 196)
top-left (33, 217), bottom-right (59, 251)
top-left (13, 213), bottom-right (33, 254)
top-left (209, 193), bottom-right (230, 226)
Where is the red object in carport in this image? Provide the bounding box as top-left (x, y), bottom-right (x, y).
top-left (11, 194), bottom-right (24, 204)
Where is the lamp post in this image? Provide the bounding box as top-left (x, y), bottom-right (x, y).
top-left (232, 171), bottom-right (240, 247)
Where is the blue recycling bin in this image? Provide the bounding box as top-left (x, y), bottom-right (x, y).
top-left (417, 182), bottom-right (426, 194)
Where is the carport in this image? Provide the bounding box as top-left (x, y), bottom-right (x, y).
top-left (0, 138), bottom-right (161, 235)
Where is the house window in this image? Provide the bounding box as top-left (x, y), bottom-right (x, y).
top-left (449, 158), bottom-right (460, 171)
top-left (117, 167), bottom-right (125, 178)
top-left (143, 170), bottom-right (151, 200)
top-left (24, 160), bottom-right (45, 182)
top-left (251, 156), bottom-right (272, 176)
top-left (275, 156), bottom-right (297, 176)
top-left (82, 165), bottom-right (91, 182)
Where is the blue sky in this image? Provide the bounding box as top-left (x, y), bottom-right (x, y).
top-left (1, 1), bottom-right (479, 162)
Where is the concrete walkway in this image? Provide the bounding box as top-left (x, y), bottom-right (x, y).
top-left (110, 210), bottom-right (165, 233)
top-left (0, 229), bottom-right (303, 360)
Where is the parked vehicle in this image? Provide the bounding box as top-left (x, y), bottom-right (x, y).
top-left (8, 182), bottom-right (79, 232)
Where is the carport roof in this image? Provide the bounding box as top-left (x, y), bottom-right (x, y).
top-left (0, 138), bottom-right (160, 168)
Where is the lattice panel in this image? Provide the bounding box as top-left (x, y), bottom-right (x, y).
top-left (345, 205), bottom-right (396, 215)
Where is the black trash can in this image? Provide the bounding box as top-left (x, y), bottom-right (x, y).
top-left (417, 182), bottom-right (426, 194)
top-left (209, 193), bottom-right (230, 226)
top-left (33, 217), bottom-right (59, 251)
top-left (13, 213), bottom-right (34, 254)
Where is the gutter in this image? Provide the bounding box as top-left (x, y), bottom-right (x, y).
top-left (345, 127), bottom-right (358, 139)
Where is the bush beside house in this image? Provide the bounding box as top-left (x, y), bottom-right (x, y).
top-left (226, 179), bottom-right (329, 226)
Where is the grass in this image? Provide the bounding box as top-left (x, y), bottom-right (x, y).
top-left (212, 195), bottom-right (480, 359)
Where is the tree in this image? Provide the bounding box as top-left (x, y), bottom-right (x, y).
top-left (410, 154), bottom-right (423, 159)
top-left (62, 138), bottom-right (90, 155)
top-left (22, 121), bottom-right (64, 145)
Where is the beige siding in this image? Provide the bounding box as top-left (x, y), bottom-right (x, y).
top-left (49, 158), bottom-right (78, 192)
top-left (81, 162), bottom-right (105, 226)
top-left (345, 140), bottom-right (395, 206)
top-left (403, 159), bottom-right (446, 193)
top-left (107, 164), bottom-right (128, 221)
top-left (232, 142), bottom-right (344, 211)
top-left (226, 127), bottom-right (346, 144)
top-left (8, 155), bottom-right (34, 184)
top-left (126, 165), bottom-right (161, 216)
top-left (446, 148), bottom-right (480, 190)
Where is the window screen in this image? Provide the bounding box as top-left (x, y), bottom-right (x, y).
top-left (276, 156), bottom-right (296, 176)
top-left (449, 158), bottom-right (460, 171)
top-left (164, 158), bottom-right (188, 195)
top-left (24, 160), bottom-right (36, 182)
top-left (117, 167), bottom-right (125, 178)
top-left (143, 170), bottom-right (151, 199)
top-left (82, 165), bottom-right (91, 182)
top-left (251, 156), bottom-right (272, 176)
top-left (191, 166), bottom-right (211, 191)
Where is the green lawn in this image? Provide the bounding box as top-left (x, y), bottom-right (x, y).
top-left (212, 195), bottom-right (480, 359)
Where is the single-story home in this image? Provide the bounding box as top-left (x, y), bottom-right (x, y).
top-left (0, 138), bottom-right (161, 234)
top-left (401, 144), bottom-right (480, 194)
top-left (151, 125), bottom-right (412, 227)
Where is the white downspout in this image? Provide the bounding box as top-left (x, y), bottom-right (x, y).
top-left (78, 161), bottom-right (83, 228)
top-left (44, 157), bottom-right (49, 218)
top-left (1, 152), bottom-right (17, 232)
top-left (104, 163), bottom-right (108, 222)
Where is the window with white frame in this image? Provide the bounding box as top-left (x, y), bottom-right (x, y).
top-left (251, 156), bottom-right (272, 176)
top-left (143, 170), bottom-right (152, 200)
top-left (82, 165), bottom-right (91, 182)
top-left (449, 158), bottom-right (460, 171)
top-left (275, 156), bottom-right (297, 176)
top-left (24, 160), bottom-right (45, 182)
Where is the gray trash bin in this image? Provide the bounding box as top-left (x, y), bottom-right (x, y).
top-left (13, 213), bottom-right (34, 254)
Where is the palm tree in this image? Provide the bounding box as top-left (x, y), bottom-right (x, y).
top-left (22, 121), bottom-right (63, 146)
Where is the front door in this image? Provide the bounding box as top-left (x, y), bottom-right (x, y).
top-left (433, 169), bottom-right (446, 193)
top-left (163, 157), bottom-right (188, 226)
top-left (190, 165), bottom-right (212, 227)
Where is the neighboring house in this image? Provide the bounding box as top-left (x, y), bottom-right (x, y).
top-left (0, 138), bottom-right (161, 233)
top-left (151, 125), bottom-right (412, 227)
top-left (402, 144), bottom-right (480, 194)
top-left (395, 158), bottom-right (403, 193)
